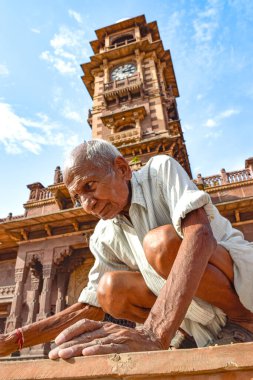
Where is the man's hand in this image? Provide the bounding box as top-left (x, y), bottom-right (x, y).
top-left (49, 319), bottom-right (163, 359)
top-left (0, 333), bottom-right (18, 357)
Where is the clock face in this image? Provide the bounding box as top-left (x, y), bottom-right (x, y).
top-left (111, 63), bottom-right (136, 81)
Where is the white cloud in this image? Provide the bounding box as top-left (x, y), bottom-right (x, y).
top-left (182, 123), bottom-right (194, 131)
top-left (204, 107), bottom-right (240, 128)
top-left (62, 105), bottom-right (83, 123)
top-left (196, 94), bottom-right (204, 100)
top-left (0, 64), bottom-right (9, 76)
top-left (40, 25), bottom-right (89, 75)
top-left (204, 118), bottom-right (218, 128)
top-left (219, 108), bottom-right (240, 118)
top-left (205, 129), bottom-right (223, 139)
top-left (0, 102), bottom-right (79, 155)
top-left (68, 9), bottom-right (82, 24)
top-left (193, 1), bottom-right (220, 44)
top-left (31, 28), bottom-right (40, 34)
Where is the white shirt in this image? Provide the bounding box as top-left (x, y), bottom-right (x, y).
top-left (79, 155), bottom-right (253, 346)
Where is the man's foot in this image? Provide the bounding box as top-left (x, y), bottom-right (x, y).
top-left (170, 330), bottom-right (197, 349)
top-left (210, 321), bottom-right (253, 346)
top-left (103, 313), bottom-right (136, 328)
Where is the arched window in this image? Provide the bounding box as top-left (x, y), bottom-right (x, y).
top-left (112, 34), bottom-right (134, 46)
top-left (118, 124), bottom-right (135, 132)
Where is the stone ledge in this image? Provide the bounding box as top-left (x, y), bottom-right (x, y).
top-left (1, 343), bottom-right (253, 380)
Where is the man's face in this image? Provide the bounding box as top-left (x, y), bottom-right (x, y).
top-left (67, 157), bottom-right (131, 220)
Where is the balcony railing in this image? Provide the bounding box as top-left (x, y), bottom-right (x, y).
top-left (108, 38), bottom-right (136, 50)
top-left (196, 168), bottom-right (252, 188)
top-left (109, 128), bottom-right (141, 146)
top-left (104, 73), bottom-right (142, 95)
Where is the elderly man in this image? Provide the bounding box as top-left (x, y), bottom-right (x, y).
top-left (1, 139), bottom-right (253, 358)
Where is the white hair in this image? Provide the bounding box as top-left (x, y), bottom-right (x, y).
top-left (63, 139), bottom-right (122, 185)
top-left (84, 139), bottom-right (122, 168)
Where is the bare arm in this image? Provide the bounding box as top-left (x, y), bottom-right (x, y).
top-left (0, 303), bottom-right (104, 356)
top-left (144, 207), bottom-right (217, 348)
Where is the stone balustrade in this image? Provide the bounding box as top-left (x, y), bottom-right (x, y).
top-left (0, 285), bottom-right (15, 301)
top-left (0, 213), bottom-right (25, 222)
top-left (38, 189), bottom-right (53, 200)
top-left (104, 73), bottom-right (142, 94)
top-left (196, 168), bottom-right (252, 188)
top-left (108, 37), bottom-right (136, 50)
top-left (109, 128), bottom-right (141, 146)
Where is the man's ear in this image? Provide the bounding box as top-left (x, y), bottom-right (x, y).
top-left (114, 156), bottom-right (132, 180)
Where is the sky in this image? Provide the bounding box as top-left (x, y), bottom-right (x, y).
top-left (0, 0), bottom-right (253, 218)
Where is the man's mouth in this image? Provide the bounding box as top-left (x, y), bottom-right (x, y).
top-left (94, 203), bottom-right (112, 218)
top-left (97, 203), bottom-right (119, 220)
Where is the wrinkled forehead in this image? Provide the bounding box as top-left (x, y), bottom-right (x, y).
top-left (64, 162), bottom-right (108, 194)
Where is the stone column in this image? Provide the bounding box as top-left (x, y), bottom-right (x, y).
top-left (55, 268), bottom-right (69, 313)
top-left (135, 49), bottom-right (144, 81)
top-left (37, 264), bottom-right (56, 320)
top-left (158, 61), bottom-right (166, 95)
top-left (103, 59), bottom-right (109, 83)
top-left (29, 264), bottom-right (55, 357)
top-left (134, 113), bottom-right (143, 137)
top-left (25, 270), bottom-right (41, 325)
top-left (5, 267), bottom-right (28, 333)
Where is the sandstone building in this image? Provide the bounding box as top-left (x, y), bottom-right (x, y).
top-left (0, 15), bottom-right (252, 359)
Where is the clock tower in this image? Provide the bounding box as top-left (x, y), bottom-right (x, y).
top-left (81, 15), bottom-right (191, 176)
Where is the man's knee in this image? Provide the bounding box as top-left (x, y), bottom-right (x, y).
top-left (143, 225), bottom-right (181, 278)
top-left (97, 272), bottom-right (128, 318)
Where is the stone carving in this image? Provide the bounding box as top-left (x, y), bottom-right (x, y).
top-left (0, 285), bottom-right (15, 298)
top-left (14, 268), bottom-right (26, 283)
top-left (26, 250), bottom-right (44, 268)
top-left (42, 264), bottom-right (56, 279)
top-left (30, 271), bottom-right (41, 291)
top-left (5, 267), bottom-right (28, 332)
top-left (21, 229), bottom-right (29, 241)
top-left (44, 224), bottom-right (52, 236)
top-left (53, 246), bottom-right (72, 265)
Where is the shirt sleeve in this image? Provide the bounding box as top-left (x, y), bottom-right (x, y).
top-left (78, 227), bottom-right (132, 307)
top-left (157, 156), bottom-right (212, 238)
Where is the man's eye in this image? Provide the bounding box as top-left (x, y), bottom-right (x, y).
top-left (84, 182), bottom-right (95, 191)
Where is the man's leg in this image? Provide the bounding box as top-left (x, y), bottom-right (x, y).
top-left (97, 271), bottom-right (156, 324)
top-left (143, 225), bottom-right (253, 334)
top-left (97, 271), bottom-right (196, 348)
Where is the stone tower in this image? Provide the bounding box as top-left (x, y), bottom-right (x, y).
top-left (81, 15), bottom-right (192, 177)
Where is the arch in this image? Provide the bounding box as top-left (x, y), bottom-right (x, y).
top-left (111, 34), bottom-right (134, 46)
top-left (118, 124), bottom-right (135, 132)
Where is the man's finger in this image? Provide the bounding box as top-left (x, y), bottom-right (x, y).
top-left (82, 343), bottom-right (126, 356)
top-left (58, 344), bottom-right (86, 359)
top-left (55, 319), bottom-right (102, 345)
top-left (48, 346), bottom-right (62, 360)
top-left (54, 328), bottom-right (111, 352)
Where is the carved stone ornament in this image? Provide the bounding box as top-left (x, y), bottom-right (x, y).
top-left (42, 264), bottom-right (56, 278)
top-left (26, 250), bottom-right (44, 268)
top-left (53, 246), bottom-right (73, 265)
top-left (30, 272), bottom-right (41, 291)
top-left (14, 268), bottom-right (26, 282)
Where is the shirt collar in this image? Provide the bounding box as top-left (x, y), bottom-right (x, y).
top-left (130, 171), bottom-right (147, 209)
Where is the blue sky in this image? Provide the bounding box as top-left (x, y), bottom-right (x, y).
top-left (0, 0), bottom-right (253, 218)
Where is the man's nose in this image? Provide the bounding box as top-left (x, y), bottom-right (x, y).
top-left (80, 196), bottom-right (97, 213)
